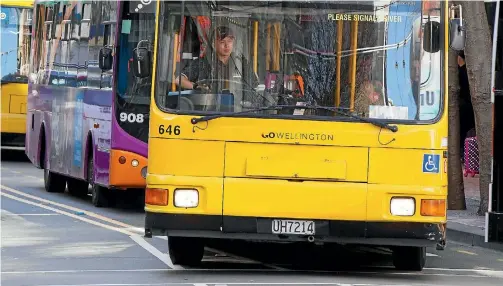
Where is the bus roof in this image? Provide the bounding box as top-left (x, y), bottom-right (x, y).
top-left (0, 0), bottom-right (33, 8)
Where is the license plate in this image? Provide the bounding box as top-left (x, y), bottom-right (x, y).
top-left (271, 219), bottom-right (315, 235)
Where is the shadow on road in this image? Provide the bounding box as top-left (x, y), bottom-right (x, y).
top-left (206, 239), bottom-right (396, 272)
top-left (1, 148), bottom-right (29, 162)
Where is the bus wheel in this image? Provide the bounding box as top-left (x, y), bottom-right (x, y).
top-left (88, 155), bottom-right (110, 208)
top-left (91, 185), bottom-right (111, 207)
top-left (392, 246), bottom-right (426, 271)
top-left (67, 178), bottom-right (89, 197)
top-left (44, 169), bottom-right (66, 193)
top-left (168, 236), bottom-right (204, 266)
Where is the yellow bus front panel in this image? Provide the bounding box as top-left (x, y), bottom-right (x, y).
top-left (1, 83), bottom-right (28, 134)
top-left (222, 178), bottom-right (367, 220)
top-left (145, 0), bottom-right (449, 251)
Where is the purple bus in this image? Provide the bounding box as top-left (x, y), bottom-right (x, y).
top-left (25, 0), bottom-right (156, 207)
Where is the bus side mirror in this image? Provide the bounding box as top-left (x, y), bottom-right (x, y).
top-left (449, 4), bottom-right (466, 51)
top-left (423, 20), bottom-right (441, 53)
top-left (449, 18), bottom-right (466, 51)
top-left (99, 47), bottom-right (113, 71)
top-left (132, 47), bottom-right (151, 79)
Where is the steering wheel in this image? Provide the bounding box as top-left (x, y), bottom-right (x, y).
top-left (194, 78), bottom-right (252, 93)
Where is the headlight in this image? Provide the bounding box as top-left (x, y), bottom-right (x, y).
top-left (174, 189), bottom-right (199, 208)
top-left (131, 159), bottom-right (139, 167)
top-left (390, 197), bottom-right (415, 216)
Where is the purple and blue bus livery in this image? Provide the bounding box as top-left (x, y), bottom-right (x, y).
top-left (25, 0), bottom-right (156, 207)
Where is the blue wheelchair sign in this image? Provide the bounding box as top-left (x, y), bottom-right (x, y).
top-left (423, 154), bottom-right (440, 173)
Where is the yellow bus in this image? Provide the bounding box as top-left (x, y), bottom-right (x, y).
top-left (1, 0), bottom-right (32, 148)
top-left (144, 0), bottom-right (466, 270)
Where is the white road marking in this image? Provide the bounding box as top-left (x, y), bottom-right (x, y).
top-left (0, 185), bottom-right (286, 271)
top-left (0, 192), bottom-right (135, 236)
top-left (1, 269), bottom-right (168, 275)
top-left (457, 250), bottom-right (478, 255)
top-left (25, 175), bottom-right (43, 180)
top-left (1, 146), bottom-right (25, 151)
top-left (4, 213), bottom-right (60, 216)
top-left (12, 284), bottom-right (413, 286)
top-left (475, 269), bottom-right (503, 278)
top-left (3, 185), bottom-right (491, 277)
top-left (0, 191), bottom-right (180, 269)
top-left (2, 267), bottom-right (500, 278)
top-left (124, 227), bottom-right (145, 234)
top-left (129, 234), bottom-right (183, 270)
top-left (424, 267), bottom-right (503, 273)
top-left (362, 247), bottom-right (438, 258)
top-left (1, 185), bottom-right (133, 228)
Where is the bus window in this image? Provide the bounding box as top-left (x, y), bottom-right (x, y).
top-left (115, 0), bottom-right (156, 143)
top-left (154, 1), bottom-right (440, 122)
top-left (1, 6), bottom-right (32, 84)
top-left (77, 3), bottom-right (91, 88)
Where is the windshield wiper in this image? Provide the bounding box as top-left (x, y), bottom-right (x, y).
top-left (190, 104), bottom-right (398, 132)
top-left (190, 105), bottom-right (285, 124)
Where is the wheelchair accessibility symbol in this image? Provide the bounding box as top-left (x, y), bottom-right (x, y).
top-left (423, 154), bottom-right (440, 173)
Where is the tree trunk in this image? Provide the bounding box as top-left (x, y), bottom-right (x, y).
top-left (462, 1), bottom-right (493, 215)
top-left (447, 48), bottom-right (466, 210)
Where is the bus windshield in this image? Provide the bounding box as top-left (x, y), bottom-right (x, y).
top-left (154, 0), bottom-right (442, 122)
top-left (1, 5), bottom-right (32, 84)
top-left (115, 0), bottom-right (156, 143)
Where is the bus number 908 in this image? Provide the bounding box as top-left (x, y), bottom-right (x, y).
top-left (120, 112), bottom-right (144, 123)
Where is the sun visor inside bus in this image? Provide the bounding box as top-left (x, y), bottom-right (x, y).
top-left (129, 1), bottom-right (156, 14)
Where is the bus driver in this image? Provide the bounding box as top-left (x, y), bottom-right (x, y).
top-left (174, 25), bottom-right (258, 91)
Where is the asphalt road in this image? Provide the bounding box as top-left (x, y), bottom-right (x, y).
top-left (2, 149), bottom-right (503, 286)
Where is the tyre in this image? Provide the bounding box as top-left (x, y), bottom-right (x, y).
top-left (67, 177), bottom-right (89, 197)
top-left (168, 236), bottom-right (204, 266)
top-left (392, 246), bottom-right (426, 271)
top-left (88, 154), bottom-right (110, 207)
top-left (44, 169), bottom-right (66, 193)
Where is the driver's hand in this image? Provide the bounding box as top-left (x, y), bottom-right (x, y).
top-left (193, 82), bottom-right (210, 92)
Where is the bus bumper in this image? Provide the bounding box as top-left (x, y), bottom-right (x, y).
top-left (145, 212), bottom-right (446, 247)
top-left (1, 132), bottom-right (26, 147)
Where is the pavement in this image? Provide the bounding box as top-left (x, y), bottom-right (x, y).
top-left (2, 149), bottom-right (503, 286)
top-left (446, 175), bottom-right (503, 252)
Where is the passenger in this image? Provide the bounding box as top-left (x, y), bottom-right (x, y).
top-left (353, 80), bottom-right (384, 116)
top-left (174, 25), bottom-right (258, 91)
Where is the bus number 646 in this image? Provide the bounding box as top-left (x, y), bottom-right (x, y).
top-left (159, 125), bottom-right (181, 135)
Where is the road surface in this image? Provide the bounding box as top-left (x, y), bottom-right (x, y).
top-left (2, 150), bottom-right (503, 286)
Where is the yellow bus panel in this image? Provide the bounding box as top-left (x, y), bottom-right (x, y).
top-left (1, 83), bottom-right (28, 134)
top-left (368, 148), bottom-right (447, 186)
top-left (223, 142), bottom-right (368, 182)
top-left (222, 178), bottom-right (367, 220)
